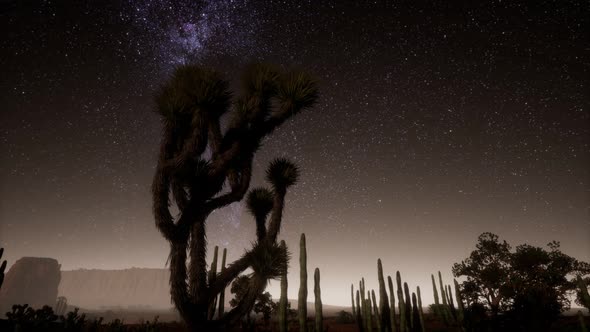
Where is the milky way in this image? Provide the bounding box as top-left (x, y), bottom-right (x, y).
top-left (1, 1), bottom-right (588, 305)
top-left (124, 0), bottom-right (261, 67)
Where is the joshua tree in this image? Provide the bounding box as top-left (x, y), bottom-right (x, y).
top-left (151, 64), bottom-right (318, 331)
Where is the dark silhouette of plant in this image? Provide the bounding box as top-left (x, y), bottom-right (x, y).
top-left (151, 63), bottom-right (318, 331)
top-left (453, 232), bottom-right (590, 329)
top-left (253, 291), bottom-right (277, 327)
top-left (230, 275), bottom-right (277, 328)
top-left (334, 310), bottom-right (354, 324)
top-left (0, 247), bottom-right (6, 290)
top-left (452, 232), bottom-right (512, 317)
top-left (6, 304), bottom-right (58, 331)
top-left (60, 307), bottom-right (86, 332)
top-left (577, 275), bottom-right (590, 310)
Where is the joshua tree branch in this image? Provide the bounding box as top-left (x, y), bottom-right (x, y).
top-left (266, 188), bottom-right (286, 243)
top-left (189, 219), bottom-right (208, 301)
top-left (215, 274), bottom-right (268, 327)
top-left (208, 116), bottom-right (223, 158)
top-left (205, 163), bottom-right (252, 212)
top-left (208, 252), bottom-right (253, 299)
top-left (152, 130), bottom-right (178, 242)
top-left (163, 115), bottom-right (210, 171)
top-left (171, 177), bottom-right (189, 212)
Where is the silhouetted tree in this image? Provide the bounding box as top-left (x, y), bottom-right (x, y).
top-left (230, 275), bottom-right (277, 328)
top-left (151, 64), bottom-right (318, 331)
top-left (453, 232), bottom-right (590, 329)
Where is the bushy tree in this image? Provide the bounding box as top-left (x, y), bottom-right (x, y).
top-left (230, 275), bottom-right (277, 328)
top-left (151, 64), bottom-right (318, 331)
top-left (453, 232), bottom-right (590, 327)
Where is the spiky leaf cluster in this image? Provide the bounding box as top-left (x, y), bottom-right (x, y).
top-left (242, 63), bottom-right (280, 95)
top-left (246, 188), bottom-right (274, 218)
top-left (249, 242), bottom-right (290, 281)
top-left (277, 71), bottom-right (318, 111)
top-left (156, 66), bottom-right (231, 121)
top-left (266, 158), bottom-right (299, 191)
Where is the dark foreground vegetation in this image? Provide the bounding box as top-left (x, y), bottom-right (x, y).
top-left (0, 305), bottom-right (587, 332)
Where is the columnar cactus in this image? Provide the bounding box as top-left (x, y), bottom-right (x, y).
top-left (352, 284), bottom-right (356, 321)
top-left (0, 248), bottom-right (6, 290)
top-left (314, 268), bottom-right (323, 332)
top-left (396, 272), bottom-right (406, 332)
top-left (387, 276), bottom-right (397, 332)
top-left (416, 287), bottom-right (425, 332)
top-left (218, 248), bottom-right (227, 318)
top-left (372, 289), bottom-right (381, 331)
top-left (299, 233), bottom-right (308, 332)
top-left (207, 246), bottom-right (219, 319)
top-left (404, 282), bottom-right (412, 329)
top-left (356, 290), bottom-right (364, 331)
top-left (365, 299), bottom-right (373, 332)
top-left (361, 278), bottom-right (368, 330)
top-left (438, 271), bottom-right (451, 324)
top-left (431, 274), bottom-right (440, 317)
top-left (411, 293), bottom-right (421, 332)
top-left (279, 241), bottom-right (288, 332)
top-left (378, 259), bottom-right (392, 332)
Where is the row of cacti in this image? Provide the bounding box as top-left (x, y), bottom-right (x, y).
top-left (277, 233), bottom-right (324, 332)
top-left (352, 262), bottom-right (425, 332)
top-left (351, 260), bottom-right (473, 332)
top-left (431, 271), bottom-right (465, 330)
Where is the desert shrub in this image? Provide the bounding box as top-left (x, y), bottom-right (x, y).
top-left (334, 310), bottom-right (354, 324)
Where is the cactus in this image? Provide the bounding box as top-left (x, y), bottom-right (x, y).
top-left (218, 248), bottom-right (227, 318)
top-left (314, 268), bottom-right (323, 332)
top-left (388, 276), bottom-right (397, 332)
top-left (378, 259), bottom-right (392, 332)
top-left (372, 289), bottom-right (381, 331)
top-left (299, 233), bottom-right (308, 332)
top-left (431, 274), bottom-right (440, 318)
top-left (207, 246), bottom-right (219, 320)
top-left (436, 271), bottom-right (452, 324)
top-left (403, 282), bottom-right (412, 330)
top-left (352, 284), bottom-right (356, 321)
top-left (366, 299), bottom-right (373, 332)
top-left (417, 287), bottom-right (425, 332)
top-left (361, 278), bottom-right (368, 330)
top-left (356, 290), bottom-right (364, 331)
top-left (55, 296), bottom-right (68, 316)
top-left (0, 248), bottom-right (6, 290)
top-left (396, 272), bottom-right (406, 332)
top-left (411, 293), bottom-right (421, 332)
top-left (356, 290), bottom-right (364, 332)
top-left (279, 241), bottom-right (288, 332)
top-left (438, 272), bottom-right (447, 307)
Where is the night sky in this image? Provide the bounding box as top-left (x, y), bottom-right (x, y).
top-left (1, 1), bottom-right (588, 306)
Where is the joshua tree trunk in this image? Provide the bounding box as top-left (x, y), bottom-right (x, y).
top-left (151, 64), bottom-right (318, 331)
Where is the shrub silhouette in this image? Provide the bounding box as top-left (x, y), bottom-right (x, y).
top-left (453, 232), bottom-right (590, 329)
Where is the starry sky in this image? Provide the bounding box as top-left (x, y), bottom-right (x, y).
top-left (1, 0), bottom-right (589, 306)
